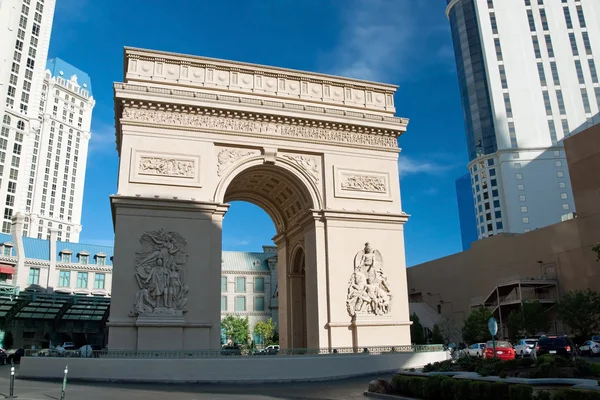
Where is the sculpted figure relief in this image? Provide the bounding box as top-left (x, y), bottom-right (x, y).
top-left (341, 175), bottom-right (387, 193)
top-left (131, 229), bottom-right (189, 317)
top-left (139, 156), bottom-right (195, 178)
top-left (346, 243), bottom-right (392, 318)
top-left (217, 149), bottom-right (254, 176)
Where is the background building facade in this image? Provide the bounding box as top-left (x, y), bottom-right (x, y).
top-left (447, 0), bottom-right (600, 240)
top-left (408, 123), bottom-right (600, 340)
top-left (455, 173), bottom-right (478, 250)
top-left (0, 0), bottom-right (57, 234)
top-left (25, 58), bottom-right (93, 242)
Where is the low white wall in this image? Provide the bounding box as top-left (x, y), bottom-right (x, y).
top-left (18, 351), bottom-right (448, 383)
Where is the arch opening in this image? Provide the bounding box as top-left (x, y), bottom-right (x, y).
top-left (221, 163), bottom-right (315, 349)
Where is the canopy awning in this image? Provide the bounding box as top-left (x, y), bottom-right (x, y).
top-left (0, 264), bottom-right (15, 275)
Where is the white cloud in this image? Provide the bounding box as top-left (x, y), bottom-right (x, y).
top-left (398, 155), bottom-right (462, 177)
top-left (89, 121), bottom-right (116, 154)
top-left (326, 0), bottom-right (454, 82)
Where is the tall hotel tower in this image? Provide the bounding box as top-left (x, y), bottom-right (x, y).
top-left (447, 0), bottom-right (600, 239)
top-left (0, 1), bottom-right (93, 242)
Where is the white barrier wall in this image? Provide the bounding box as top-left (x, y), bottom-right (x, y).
top-left (18, 351), bottom-right (449, 383)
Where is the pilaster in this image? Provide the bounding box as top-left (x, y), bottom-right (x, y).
top-left (11, 212), bottom-right (26, 290)
top-left (47, 229), bottom-right (58, 292)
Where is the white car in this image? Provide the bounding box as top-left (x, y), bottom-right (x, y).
top-left (514, 338), bottom-right (537, 357)
top-left (579, 340), bottom-right (600, 357)
top-left (467, 343), bottom-right (486, 357)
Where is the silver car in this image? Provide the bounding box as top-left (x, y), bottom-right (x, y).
top-left (514, 338), bottom-right (537, 357)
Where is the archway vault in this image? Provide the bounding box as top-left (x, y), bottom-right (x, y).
top-left (219, 157), bottom-right (322, 233)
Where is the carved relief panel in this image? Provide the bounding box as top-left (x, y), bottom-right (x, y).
top-left (281, 153), bottom-right (321, 183)
top-left (216, 147), bottom-right (260, 177)
top-left (333, 167), bottom-right (392, 201)
top-left (130, 230), bottom-right (189, 318)
top-left (129, 150), bottom-right (201, 187)
top-left (346, 243), bottom-right (392, 319)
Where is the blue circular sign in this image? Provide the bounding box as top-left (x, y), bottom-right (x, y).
top-left (488, 317), bottom-right (498, 336)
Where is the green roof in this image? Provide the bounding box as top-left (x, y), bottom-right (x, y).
top-left (221, 252), bottom-right (273, 272)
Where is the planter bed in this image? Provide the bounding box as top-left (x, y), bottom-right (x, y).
top-left (367, 356), bottom-right (600, 399)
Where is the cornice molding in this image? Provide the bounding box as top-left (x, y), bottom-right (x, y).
top-left (221, 270), bottom-right (271, 276)
top-left (221, 311), bottom-right (274, 317)
top-left (115, 83), bottom-right (406, 128)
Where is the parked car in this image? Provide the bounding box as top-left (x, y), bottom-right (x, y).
top-left (579, 340), bottom-right (600, 357)
top-left (535, 335), bottom-right (576, 359)
top-left (0, 349), bottom-right (7, 365)
top-left (484, 341), bottom-right (515, 360)
top-left (467, 343), bottom-right (486, 357)
top-left (220, 344), bottom-right (242, 356)
top-left (514, 338), bottom-right (538, 357)
top-left (6, 349), bottom-right (24, 364)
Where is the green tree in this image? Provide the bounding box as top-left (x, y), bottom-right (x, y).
top-left (431, 324), bottom-right (445, 344)
top-left (254, 318), bottom-right (277, 345)
top-left (221, 315), bottom-right (250, 345)
top-left (557, 289), bottom-right (600, 342)
top-left (593, 242), bottom-right (600, 262)
top-left (410, 313), bottom-right (426, 345)
top-left (462, 307), bottom-right (493, 344)
top-left (507, 301), bottom-right (551, 343)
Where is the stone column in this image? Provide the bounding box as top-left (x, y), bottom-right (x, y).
top-left (10, 212), bottom-right (26, 289)
top-left (47, 229), bottom-right (58, 292)
top-left (107, 195), bottom-right (229, 351)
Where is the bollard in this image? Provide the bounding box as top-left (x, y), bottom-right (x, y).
top-left (5, 360), bottom-right (17, 399)
top-left (59, 365), bottom-right (68, 400)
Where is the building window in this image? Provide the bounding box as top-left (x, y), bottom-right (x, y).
top-left (555, 160), bottom-right (562, 167)
top-left (522, 217), bottom-right (530, 224)
top-left (3, 246), bottom-right (12, 256)
top-left (221, 296), bottom-right (227, 311)
top-left (221, 276), bottom-right (227, 292)
top-left (563, 204), bottom-right (570, 210)
top-left (76, 272), bottom-right (88, 288)
top-left (521, 206), bottom-right (528, 213)
top-left (96, 256), bottom-right (106, 266)
top-left (559, 182), bottom-right (566, 188)
top-left (557, 171), bottom-right (564, 178)
top-left (519, 195), bottom-right (527, 202)
top-left (58, 270), bottom-right (70, 287)
top-left (28, 267), bottom-right (40, 285)
top-left (235, 296), bottom-right (246, 312)
top-left (94, 273), bottom-right (105, 289)
top-left (61, 253), bottom-right (71, 263)
top-left (516, 173), bottom-right (523, 180)
top-left (79, 254), bottom-right (88, 264)
top-left (254, 297), bottom-right (265, 311)
top-left (254, 277), bottom-right (264, 292)
top-left (561, 193), bottom-right (568, 199)
top-left (235, 277), bottom-right (246, 292)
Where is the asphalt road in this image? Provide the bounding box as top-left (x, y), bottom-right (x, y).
top-left (0, 365), bottom-right (384, 400)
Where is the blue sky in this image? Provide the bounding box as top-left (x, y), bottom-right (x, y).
top-left (48, 0), bottom-right (468, 266)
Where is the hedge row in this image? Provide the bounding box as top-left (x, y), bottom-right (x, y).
top-left (391, 375), bottom-right (600, 400)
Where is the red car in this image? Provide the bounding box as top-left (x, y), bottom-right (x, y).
top-left (484, 340), bottom-right (515, 360)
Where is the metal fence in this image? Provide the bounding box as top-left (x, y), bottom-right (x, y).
top-left (24, 344), bottom-right (444, 359)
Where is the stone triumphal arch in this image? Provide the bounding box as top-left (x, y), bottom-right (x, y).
top-left (107, 47), bottom-right (412, 351)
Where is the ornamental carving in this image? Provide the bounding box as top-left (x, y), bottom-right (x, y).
top-left (341, 175), bottom-right (386, 193)
top-left (122, 108), bottom-right (398, 148)
top-left (217, 148), bottom-right (254, 176)
top-left (130, 230), bottom-right (189, 317)
top-left (139, 156), bottom-right (195, 178)
top-left (346, 243), bottom-right (392, 318)
top-left (283, 155), bottom-right (320, 183)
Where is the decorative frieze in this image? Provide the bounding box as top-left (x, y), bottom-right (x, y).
top-left (282, 155), bottom-right (320, 183)
top-left (139, 156), bottom-right (195, 178)
top-left (217, 148), bottom-right (255, 176)
top-left (121, 107), bottom-right (399, 149)
top-left (341, 175), bottom-right (386, 193)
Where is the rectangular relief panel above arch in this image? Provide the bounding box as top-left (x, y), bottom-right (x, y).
top-left (333, 166), bottom-right (393, 202)
top-left (129, 148), bottom-right (202, 188)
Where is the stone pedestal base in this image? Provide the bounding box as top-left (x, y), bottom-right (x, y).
top-left (351, 315), bottom-right (412, 348)
top-left (136, 314), bottom-right (186, 350)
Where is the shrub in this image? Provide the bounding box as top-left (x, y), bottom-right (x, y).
top-left (499, 370), bottom-right (508, 379)
top-left (553, 388), bottom-right (600, 400)
top-left (534, 361), bottom-right (558, 378)
top-left (517, 357), bottom-right (535, 368)
top-left (491, 382), bottom-right (510, 400)
top-left (421, 375), bottom-right (447, 399)
top-left (509, 384), bottom-right (534, 400)
top-left (536, 391), bottom-right (551, 400)
top-left (439, 377), bottom-right (458, 400)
